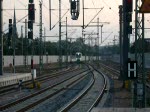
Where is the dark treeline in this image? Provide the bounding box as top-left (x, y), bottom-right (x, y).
top-left (130, 39), bottom-right (150, 53)
top-left (99, 39), bottom-right (150, 55)
top-left (3, 33), bottom-right (100, 56)
top-left (4, 33), bottom-right (150, 56)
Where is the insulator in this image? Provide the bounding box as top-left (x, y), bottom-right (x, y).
top-left (70, 0), bottom-right (80, 20)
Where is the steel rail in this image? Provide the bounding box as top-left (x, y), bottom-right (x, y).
top-left (100, 61), bottom-right (150, 79)
top-left (0, 69), bottom-right (90, 111)
top-left (100, 61), bottom-right (150, 89)
top-left (99, 62), bottom-right (120, 78)
top-left (59, 65), bottom-right (107, 112)
top-left (16, 71), bottom-right (91, 112)
top-left (0, 66), bottom-right (78, 95)
top-left (59, 70), bottom-right (95, 112)
top-left (87, 67), bottom-right (107, 112)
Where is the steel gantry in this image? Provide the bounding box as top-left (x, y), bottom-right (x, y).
top-left (50, 0), bottom-right (103, 67)
top-left (134, 0), bottom-right (145, 108)
top-left (24, 19), bottom-right (28, 68)
top-left (122, 0), bottom-right (145, 108)
top-left (59, 0), bottom-right (62, 68)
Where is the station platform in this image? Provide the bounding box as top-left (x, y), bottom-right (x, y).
top-left (91, 108), bottom-right (150, 112)
top-left (0, 73), bottom-right (30, 77)
top-left (0, 73), bottom-right (32, 87)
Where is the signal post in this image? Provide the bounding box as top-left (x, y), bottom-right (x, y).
top-left (28, 0), bottom-right (35, 87)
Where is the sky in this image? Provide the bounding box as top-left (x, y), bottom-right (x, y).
top-left (2, 0), bottom-right (150, 46)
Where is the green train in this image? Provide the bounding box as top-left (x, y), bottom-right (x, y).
top-left (75, 52), bottom-right (82, 63)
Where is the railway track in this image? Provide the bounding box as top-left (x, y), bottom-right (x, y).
top-left (0, 66), bottom-right (92, 112)
top-left (99, 61), bottom-right (150, 88)
top-left (99, 61), bottom-right (150, 78)
top-left (0, 64), bottom-right (109, 112)
top-left (99, 62), bottom-right (119, 79)
top-left (100, 60), bottom-right (120, 70)
top-left (99, 61), bottom-right (150, 107)
top-left (58, 66), bottom-right (107, 112)
top-left (0, 66), bottom-right (87, 106)
top-left (0, 66), bottom-right (78, 95)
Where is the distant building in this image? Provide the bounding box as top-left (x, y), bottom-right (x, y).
top-left (13, 8), bottom-right (18, 38)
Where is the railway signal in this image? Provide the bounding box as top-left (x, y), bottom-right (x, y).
top-left (28, 20), bottom-right (33, 40)
top-left (28, 4), bottom-right (35, 21)
top-left (70, 0), bottom-right (80, 20)
top-left (8, 19), bottom-right (12, 46)
top-left (29, 0), bottom-right (34, 3)
top-left (28, 20), bottom-right (33, 29)
top-left (8, 19), bottom-right (12, 36)
top-left (125, 0), bottom-right (133, 34)
top-left (125, 0), bottom-right (133, 13)
top-left (28, 30), bottom-right (33, 40)
top-left (28, 0), bottom-right (34, 40)
top-left (28, 0), bottom-right (35, 88)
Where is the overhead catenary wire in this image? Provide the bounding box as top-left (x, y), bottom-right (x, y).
top-left (3, 14), bottom-right (28, 34)
top-left (18, 0), bottom-right (27, 7)
top-left (2, 0), bottom-right (121, 44)
top-left (100, 31), bottom-right (113, 46)
top-left (51, 9), bottom-right (69, 30)
top-left (91, 0), bottom-right (97, 13)
top-left (84, 7), bottom-right (104, 29)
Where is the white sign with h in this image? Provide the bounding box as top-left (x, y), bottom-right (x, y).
top-left (128, 61), bottom-right (137, 79)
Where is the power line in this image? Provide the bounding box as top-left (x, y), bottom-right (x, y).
top-left (51, 9), bottom-right (69, 30)
top-left (3, 14), bottom-right (28, 33)
top-left (91, 0), bottom-right (97, 13)
top-left (85, 7), bottom-right (104, 29)
top-left (18, 0), bottom-right (27, 7)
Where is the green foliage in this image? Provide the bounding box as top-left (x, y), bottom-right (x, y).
top-left (130, 39), bottom-right (148, 53)
top-left (3, 34), bottom-right (125, 56)
top-left (99, 44), bottom-right (120, 55)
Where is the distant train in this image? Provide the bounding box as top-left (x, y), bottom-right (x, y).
top-left (75, 52), bottom-right (82, 63)
top-left (0, 73), bottom-right (36, 87)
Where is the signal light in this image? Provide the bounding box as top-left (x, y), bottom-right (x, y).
top-left (8, 19), bottom-right (12, 46)
top-left (28, 31), bottom-right (33, 39)
top-left (28, 4), bottom-right (35, 21)
top-left (71, 1), bottom-right (76, 10)
top-left (9, 19), bottom-right (12, 24)
top-left (8, 19), bottom-right (12, 36)
top-left (126, 13), bottom-right (132, 22)
top-left (28, 21), bottom-right (33, 29)
top-left (125, 0), bottom-right (133, 13)
top-left (29, 0), bottom-right (34, 3)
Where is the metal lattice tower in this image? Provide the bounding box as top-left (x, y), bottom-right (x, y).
top-left (97, 18), bottom-right (99, 60)
top-left (39, 0), bottom-right (43, 74)
top-left (0, 0), bottom-right (3, 75)
top-left (59, 0), bottom-right (62, 67)
top-left (66, 17), bottom-right (68, 67)
top-left (21, 26), bottom-right (23, 55)
top-left (24, 19), bottom-right (28, 68)
top-left (134, 0), bottom-right (145, 107)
